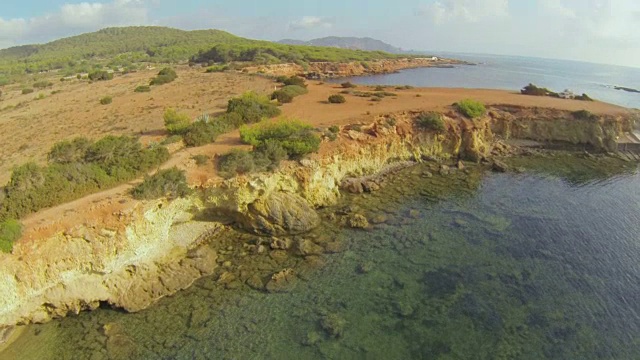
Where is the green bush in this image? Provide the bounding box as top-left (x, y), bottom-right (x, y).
top-left (150, 68), bottom-right (177, 85)
top-left (192, 155), bottom-right (209, 166)
top-left (205, 65), bottom-right (229, 73)
top-left (33, 81), bottom-right (53, 89)
top-left (341, 82), bottom-right (357, 88)
top-left (328, 125), bottom-right (340, 133)
top-left (48, 137), bottom-right (92, 164)
top-left (88, 71), bottom-right (113, 81)
top-left (240, 119), bottom-right (320, 158)
top-left (100, 96), bottom-right (113, 105)
top-left (182, 120), bottom-right (219, 147)
top-left (217, 149), bottom-right (257, 178)
top-left (280, 85), bottom-right (308, 97)
top-left (520, 83), bottom-right (557, 97)
top-left (282, 76), bottom-right (306, 87)
top-left (374, 85), bottom-right (385, 91)
top-left (328, 94), bottom-right (346, 104)
top-left (161, 135), bottom-right (183, 145)
top-left (134, 85), bottom-right (151, 93)
top-left (22, 88), bottom-right (34, 95)
top-left (163, 108), bottom-right (191, 135)
top-left (0, 219), bottom-right (21, 253)
top-left (271, 90), bottom-right (294, 104)
top-left (416, 112), bottom-right (446, 133)
top-left (130, 168), bottom-right (191, 200)
top-left (455, 99), bottom-right (486, 119)
top-left (275, 75), bottom-right (289, 83)
top-left (226, 91), bottom-right (281, 123)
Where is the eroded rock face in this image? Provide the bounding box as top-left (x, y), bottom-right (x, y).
top-left (238, 192), bottom-right (321, 236)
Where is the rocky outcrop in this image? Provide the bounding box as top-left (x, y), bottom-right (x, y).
top-left (243, 57), bottom-right (467, 78)
top-left (237, 192), bottom-right (321, 236)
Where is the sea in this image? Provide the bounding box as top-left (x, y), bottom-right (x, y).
top-left (335, 53), bottom-right (640, 109)
top-left (2, 55), bottom-right (640, 360)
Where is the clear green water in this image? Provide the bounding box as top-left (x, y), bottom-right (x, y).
top-left (4, 155), bottom-right (640, 360)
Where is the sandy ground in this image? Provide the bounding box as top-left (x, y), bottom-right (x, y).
top-left (6, 71), bottom-right (633, 245)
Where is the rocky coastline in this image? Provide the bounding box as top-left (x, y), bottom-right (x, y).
top-left (0, 103), bottom-right (636, 346)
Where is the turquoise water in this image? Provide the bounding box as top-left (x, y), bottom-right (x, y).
top-left (334, 54), bottom-right (640, 109)
top-left (4, 157), bottom-right (640, 359)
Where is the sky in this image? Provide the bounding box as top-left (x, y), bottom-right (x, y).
top-left (0, 0), bottom-right (639, 68)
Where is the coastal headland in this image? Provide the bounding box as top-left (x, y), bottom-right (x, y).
top-left (0, 61), bottom-right (637, 350)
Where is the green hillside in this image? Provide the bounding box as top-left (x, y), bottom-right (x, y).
top-left (0, 26), bottom-right (405, 77)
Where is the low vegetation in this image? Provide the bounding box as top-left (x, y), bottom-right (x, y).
top-left (240, 119), bottom-right (320, 158)
top-left (150, 67), bottom-right (177, 85)
top-left (572, 110), bottom-right (598, 121)
top-left (271, 84), bottom-right (309, 104)
top-left (455, 99), bottom-right (486, 118)
top-left (415, 112), bottom-right (446, 133)
top-left (192, 154), bottom-right (209, 166)
top-left (163, 108), bottom-right (191, 135)
top-left (205, 64), bottom-right (229, 73)
top-left (341, 82), bottom-right (357, 88)
top-left (134, 85), bottom-right (151, 93)
top-left (328, 94), bottom-right (347, 104)
top-left (130, 167), bottom-right (191, 200)
top-left (22, 88), bottom-right (34, 95)
top-left (33, 81), bottom-right (53, 89)
top-left (279, 76), bottom-right (306, 87)
top-left (0, 219), bottom-right (21, 253)
top-left (0, 136), bottom-right (169, 221)
top-left (88, 70), bottom-right (113, 81)
top-left (100, 96), bottom-right (113, 105)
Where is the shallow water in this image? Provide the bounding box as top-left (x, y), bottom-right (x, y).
top-left (4, 156), bottom-right (640, 360)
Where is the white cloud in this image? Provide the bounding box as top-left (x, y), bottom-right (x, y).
top-left (288, 16), bottom-right (333, 31)
top-left (0, 0), bottom-right (149, 48)
top-left (416, 0), bottom-right (510, 24)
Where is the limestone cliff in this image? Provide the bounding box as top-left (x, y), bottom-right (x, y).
top-left (0, 105), bottom-right (633, 332)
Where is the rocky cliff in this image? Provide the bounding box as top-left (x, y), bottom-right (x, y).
top-left (0, 106), bottom-right (633, 336)
top-left (243, 57), bottom-right (465, 78)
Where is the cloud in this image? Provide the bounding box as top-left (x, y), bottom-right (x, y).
top-left (416, 0), bottom-right (509, 24)
top-left (539, 0), bottom-right (576, 18)
top-left (0, 0), bottom-right (149, 48)
top-left (288, 16), bottom-right (333, 31)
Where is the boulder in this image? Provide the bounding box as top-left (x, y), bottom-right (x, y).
top-left (239, 192), bottom-right (321, 236)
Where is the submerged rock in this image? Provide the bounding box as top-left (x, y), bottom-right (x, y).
top-left (239, 192), bottom-right (321, 236)
top-left (347, 214), bottom-right (370, 229)
top-left (492, 160), bottom-right (509, 173)
top-left (265, 268), bottom-right (297, 293)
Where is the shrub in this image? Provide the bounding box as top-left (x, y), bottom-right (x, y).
top-left (206, 65), bottom-right (229, 73)
top-left (182, 120), bottom-right (219, 147)
top-left (374, 85), bottom-right (385, 91)
top-left (100, 96), bottom-right (113, 105)
top-left (192, 155), bottom-right (209, 166)
top-left (36, 93), bottom-right (46, 100)
top-left (386, 118), bottom-right (397, 126)
top-left (282, 76), bottom-right (306, 87)
top-left (0, 219), bottom-right (21, 253)
top-left (22, 88), bottom-right (34, 95)
top-left (341, 82), bottom-right (357, 88)
top-left (226, 91), bottom-right (281, 123)
top-left (572, 110), bottom-right (598, 121)
top-left (163, 108), bottom-right (191, 135)
top-left (217, 149), bottom-right (257, 178)
top-left (275, 75), bottom-right (289, 83)
top-left (328, 125), bottom-right (340, 133)
top-left (271, 90), bottom-right (294, 104)
top-left (280, 85), bottom-right (308, 97)
top-left (48, 137), bottom-right (92, 164)
top-left (33, 81), bottom-right (53, 89)
top-left (328, 94), bottom-right (346, 104)
top-left (416, 112), bottom-right (446, 133)
top-left (520, 83), bottom-right (556, 96)
top-left (134, 85), bottom-right (151, 93)
top-left (455, 99), bottom-right (486, 118)
top-left (240, 119), bottom-right (320, 158)
top-left (130, 168), bottom-right (191, 200)
top-left (150, 68), bottom-right (177, 85)
top-left (161, 135), bottom-right (183, 145)
top-left (88, 71), bottom-right (113, 81)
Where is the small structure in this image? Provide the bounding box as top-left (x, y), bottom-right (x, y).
top-left (431, 56), bottom-right (439, 61)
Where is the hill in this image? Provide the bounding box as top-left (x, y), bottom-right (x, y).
top-left (278, 36), bottom-right (403, 53)
top-left (0, 27), bottom-right (405, 77)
